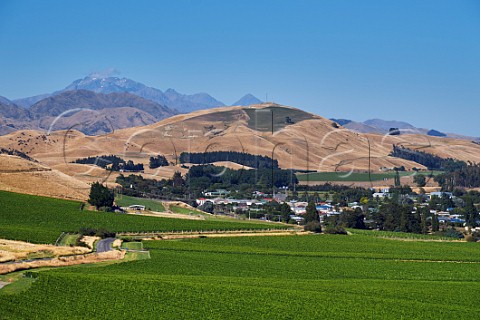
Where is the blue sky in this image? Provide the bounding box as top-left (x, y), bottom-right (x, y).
top-left (0, 0), bottom-right (479, 135)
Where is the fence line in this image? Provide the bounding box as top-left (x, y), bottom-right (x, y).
top-left (54, 232), bottom-right (66, 246)
top-left (116, 228), bottom-right (297, 237)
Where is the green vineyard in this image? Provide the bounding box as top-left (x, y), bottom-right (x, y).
top-left (0, 191), bottom-right (287, 244)
top-left (1, 234), bottom-right (480, 319)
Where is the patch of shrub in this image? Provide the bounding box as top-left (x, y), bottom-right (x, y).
top-left (324, 226), bottom-right (348, 235)
top-left (442, 228), bottom-right (464, 239)
top-left (304, 221), bottom-right (322, 233)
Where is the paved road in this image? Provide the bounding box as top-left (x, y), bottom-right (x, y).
top-left (96, 238), bottom-right (115, 253)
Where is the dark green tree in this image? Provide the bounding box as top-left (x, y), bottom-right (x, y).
top-left (464, 196), bottom-right (478, 227)
top-left (419, 207), bottom-right (429, 234)
top-left (198, 201), bottom-right (214, 213)
top-left (394, 169), bottom-right (401, 187)
top-left (279, 202), bottom-right (293, 222)
top-left (149, 155), bottom-right (169, 169)
top-left (88, 182), bottom-right (114, 210)
top-left (304, 201), bottom-right (319, 223)
top-left (431, 212), bottom-right (440, 232)
top-left (440, 193), bottom-right (454, 211)
top-left (340, 208), bottom-right (366, 229)
top-left (413, 174), bottom-right (426, 187)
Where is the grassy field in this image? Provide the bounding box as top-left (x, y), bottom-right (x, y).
top-left (297, 171), bottom-right (442, 182)
top-left (121, 242), bottom-right (143, 251)
top-left (169, 205), bottom-right (204, 215)
top-left (0, 191), bottom-right (288, 244)
top-left (57, 234), bottom-right (80, 246)
top-left (115, 195), bottom-right (165, 212)
top-left (1, 233), bottom-right (480, 319)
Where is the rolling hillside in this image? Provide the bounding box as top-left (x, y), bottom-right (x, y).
top-left (2, 103), bottom-right (479, 190)
top-left (0, 154), bottom-right (89, 200)
top-left (0, 103), bottom-right (479, 196)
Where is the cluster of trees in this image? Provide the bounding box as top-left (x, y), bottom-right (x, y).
top-left (324, 208), bottom-right (366, 230)
top-left (435, 163), bottom-right (480, 190)
top-left (79, 227), bottom-right (115, 239)
top-left (186, 164), bottom-right (296, 197)
top-left (0, 148), bottom-right (36, 162)
top-left (373, 203), bottom-right (430, 233)
top-left (389, 145), bottom-right (457, 170)
top-left (389, 128), bottom-right (401, 135)
top-left (115, 163), bottom-right (297, 202)
top-left (294, 185), bottom-right (374, 204)
top-left (149, 155), bottom-right (169, 169)
top-left (115, 173), bottom-right (186, 199)
top-left (179, 151), bottom-right (279, 169)
top-left (325, 188), bottom-right (480, 234)
top-left (73, 155), bottom-right (144, 172)
top-left (323, 202), bottom-right (433, 234)
top-left (253, 200), bottom-right (294, 221)
top-left (390, 145), bottom-right (480, 190)
top-left (74, 155), bottom-right (124, 168)
top-left (88, 182), bottom-right (114, 210)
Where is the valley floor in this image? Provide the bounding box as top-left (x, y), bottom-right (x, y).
top-left (1, 233), bottom-right (479, 319)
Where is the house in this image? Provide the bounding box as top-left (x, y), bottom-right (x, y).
top-left (273, 193), bottom-right (287, 202)
top-left (373, 192), bottom-right (388, 199)
top-left (196, 198), bottom-right (209, 206)
top-left (376, 187), bottom-right (390, 193)
top-left (429, 192), bottom-right (453, 199)
top-left (316, 204), bottom-right (333, 213)
top-left (128, 205), bottom-right (145, 211)
top-left (289, 215), bottom-right (304, 223)
top-left (203, 189), bottom-right (231, 197)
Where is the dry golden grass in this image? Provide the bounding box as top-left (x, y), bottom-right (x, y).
top-left (0, 168), bottom-right (89, 201)
top-left (0, 154), bottom-right (50, 173)
top-left (0, 251), bottom-right (125, 275)
top-left (1, 103), bottom-right (479, 185)
top-left (0, 239), bottom-right (90, 263)
top-left (79, 236), bottom-right (100, 250)
top-left (0, 154), bottom-right (90, 201)
top-left (51, 163), bottom-right (120, 187)
top-left (112, 239), bottom-right (123, 248)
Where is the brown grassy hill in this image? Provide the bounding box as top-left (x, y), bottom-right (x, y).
top-left (1, 103), bottom-right (479, 185)
top-left (0, 154), bottom-right (89, 200)
top-left (110, 104), bottom-right (426, 173)
top-left (367, 133), bottom-right (480, 164)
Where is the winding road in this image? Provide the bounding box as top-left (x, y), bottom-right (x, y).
top-left (96, 238), bottom-right (115, 253)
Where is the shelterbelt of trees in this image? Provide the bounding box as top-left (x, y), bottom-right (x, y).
top-left (390, 145), bottom-right (480, 190)
top-left (180, 151), bottom-right (279, 169)
top-left (73, 155), bottom-right (144, 172)
top-left (116, 164), bottom-right (297, 200)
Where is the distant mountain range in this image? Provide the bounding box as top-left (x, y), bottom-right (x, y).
top-left (330, 118), bottom-right (478, 141)
top-left (13, 75), bottom-right (263, 112)
top-left (0, 90), bottom-right (175, 135)
top-left (1, 75), bottom-right (263, 135)
top-left (232, 94), bottom-right (263, 106)
top-left (29, 90), bottom-right (174, 120)
top-left (1, 74), bottom-right (476, 140)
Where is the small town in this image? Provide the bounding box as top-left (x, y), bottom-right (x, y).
top-left (1, 1), bottom-right (479, 319)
